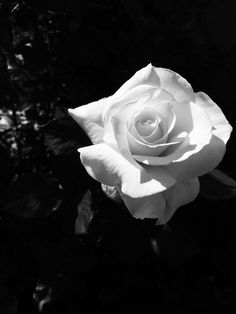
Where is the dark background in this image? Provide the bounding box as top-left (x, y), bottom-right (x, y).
top-left (0, 1), bottom-right (236, 313)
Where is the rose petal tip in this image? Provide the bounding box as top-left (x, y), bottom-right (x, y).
top-left (146, 63), bottom-right (154, 70)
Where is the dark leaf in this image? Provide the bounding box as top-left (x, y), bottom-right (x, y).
top-left (41, 114), bottom-right (90, 156)
top-left (0, 172), bottom-right (63, 218)
top-left (33, 280), bottom-right (53, 313)
top-left (44, 133), bottom-right (80, 156)
top-left (33, 272), bottom-right (90, 313)
top-left (75, 190), bottom-right (94, 235)
top-left (200, 168), bottom-right (236, 200)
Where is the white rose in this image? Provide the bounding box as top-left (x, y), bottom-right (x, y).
top-left (69, 64), bottom-right (232, 224)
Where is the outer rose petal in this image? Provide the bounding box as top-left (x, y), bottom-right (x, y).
top-left (154, 68), bottom-right (195, 102)
top-left (112, 64), bottom-right (161, 99)
top-left (158, 178), bottom-right (200, 224)
top-left (118, 187), bottom-right (166, 219)
top-left (166, 93), bottom-right (233, 181)
top-left (195, 92), bottom-right (232, 143)
top-left (113, 64), bottom-right (195, 103)
top-left (133, 102), bottom-right (212, 166)
top-left (68, 98), bottom-right (108, 144)
top-left (69, 67), bottom-right (161, 145)
top-left (112, 89), bottom-right (175, 146)
top-left (78, 142), bottom-right (176, 198)
top-left (103, 85), bottom-right (157, 143)
top-left (118, 178), bottom-right (200, 224)
top-left (166, 135), bottom-right (226, 180)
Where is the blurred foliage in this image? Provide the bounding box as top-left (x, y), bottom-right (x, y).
top-left (0, 0), bottom-right (236, 313)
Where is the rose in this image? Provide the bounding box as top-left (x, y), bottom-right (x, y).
top-left (69, 64), bottom-right (232, 224)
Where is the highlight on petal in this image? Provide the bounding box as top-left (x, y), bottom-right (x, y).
top-left (78, 143), bottom-right (176, 198)
top-left (68, 97), bottom-right (108, 144)
top-left (86, 97), bottom-right (176, 198)
top-left (166, 101), bottom-right (212, 158)
top-left (195, 92), bottom-right (232, 144)
top-left (133, 101), bottom-right (212, 166)
top-left (154, 68), bottom-right (195, 102)
top-left (112, 63), bottom-right (160, 100)
top-left (102, 68), bottom-right (176, 131)
top-left (104, 87), bottom-right (177, 157)
top-left (102, 87), bottom-right (157, 144)
top-left (163, 93), bottom-right (232, 181)
top-left (169, 101), bottom-right (194, 136)
top-left (166, 135), bottom-right (227, 181)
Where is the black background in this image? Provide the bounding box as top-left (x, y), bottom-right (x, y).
top-left (1, 1), bottom-right (236, 313)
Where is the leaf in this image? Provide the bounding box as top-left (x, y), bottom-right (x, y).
top-left (75, 190), bottom-right (94, 235)
top-left (41, 114), bottom-right (90, 156)
top-left (0, 172), bottom-right (63, 218)
top-left (101, 184), bottom-right (122, 203)
top-left (44, 133), bottom-right (80, 156)
top-left (200, 168), bottom-right (236, 200)
top-left (33, 281), bottom-right (53, 313)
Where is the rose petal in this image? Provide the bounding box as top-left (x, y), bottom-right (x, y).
top-left (164, 93), bottom-right (232, 181)
top-left (158, 178), bottom-right (200, 224)
top-left (195, 92), bottom-right (232, 143)
top-left (127, 90), bottom-right (175, 145)
top-left (68, 98), bottom-right (108, 144)
top-left (117, 178), bottom-right (200, 224)
top-left (112, 64), bottom-right (160, 100)
top-left (78, 143), bottom-right (176, 198)
top-left (113, 65), bottom-right (195, 103)
top-left (133, 101), bottom-right (176, 143)
top-left (133, 136), bottom-right (190, 165)
top-left (111, 111), bottom-right (177, 197)
top-left (169, 101), bottom-right (194, 136)
top-left (154, 68), bottom-right (195, 102)
top-left (103, 72), bottom-right (176, 131)
top-left (117, 186), bottom-right (166, 219)
top-left (165, 101), bottom-right (213, 158)
top-left (134, 109), bottom-right (160, 137)
top-left (105, 90), bottom-right (177, 157)
top-left (103, 86), bottom-right (158, 143)
top-left (129, 135), bottom-right (183, 157)
top-left (69, 67), bottom-right (162, 145)
top-left (134, 102), bottom-right (212, 165)
top-left (165, 135), bottom-right (226, 180)
top-left (127, 104), bottom-right (176, 156)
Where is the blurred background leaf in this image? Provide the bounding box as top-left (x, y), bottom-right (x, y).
top-left (200, 168), bottom-right (236, 200)
top-left (0, 172), bottom-right (63, 218)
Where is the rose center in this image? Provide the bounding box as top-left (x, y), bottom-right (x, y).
top-left (136, 116), bottom-right (160, 136)
top-left (143, 119), bottom-right (156, 127)
top-left (134, 106), bottom-right (163, 138)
